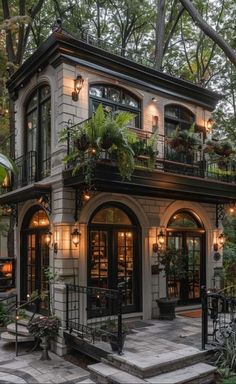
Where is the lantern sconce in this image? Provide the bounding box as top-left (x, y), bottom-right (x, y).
top-left (157, 229), bottom-right (166, 249)
top-left (45, 229), bottom-right (58, 253)
top-left (206, 118), bottom-right (214, 133)
top-left (153, 229), bottom-right (166, 252)
top-left (213, 233), bottom-right (226, 251)
top-left (71, 226), bottom-right (81, 247)
top-left (72, 74), bottom-right (84, 101)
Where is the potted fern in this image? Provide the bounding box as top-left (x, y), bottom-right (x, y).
top-left (61, 104), bottom-right (136, 184)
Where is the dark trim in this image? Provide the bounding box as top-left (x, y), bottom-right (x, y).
top-left (7, 32), bottom-right (222, 111)
top-left (63, 163), bottom-right (236, 204)
top-left (88, 202), bottom-right (142, 314)
top-left (0, 184), bottom-right (51, 205)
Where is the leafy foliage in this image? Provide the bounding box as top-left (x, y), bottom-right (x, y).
top-left (215, 332), bottom-right (236, 378)
top-left (27, 316), bottom-right (60, 338)
top-left (61, 104), bottom-right (157, 184)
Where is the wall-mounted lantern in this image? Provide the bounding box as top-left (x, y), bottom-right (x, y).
top-left (45, 229), bottom-right (58, 253)
top-left (157, 229), bottom-right (166, 249)
top-left (213, 233), bottom-right (226, 251)
top-left (72, 75), bottom-right (84, 101)
top-left (206, 118), bottom-right (214, 133)
top-left (71, 227), bottom-right (81, 247)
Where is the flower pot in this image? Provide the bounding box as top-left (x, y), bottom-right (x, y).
top-left (77, 134), bottom-right (90, 151)
top-left (40, 336), bottom-right (50, 360)
top-left (109, 331), bottom-right (126, 352)
top-left (156, 298), bottom-right (178, 320)
top-left (101, 135), bottom-right (114, 150)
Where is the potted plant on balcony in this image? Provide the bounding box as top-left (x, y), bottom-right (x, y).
top-left (167, 125), bottom-right (202, 153)
top-left (156, 247), bottom-right (187, 320)
top-left (61, 104), bottom-right (138, 185)
top-left (132, 132), bottom-right (158, 169)
top-left (27, 316), bottom-right (60, 360)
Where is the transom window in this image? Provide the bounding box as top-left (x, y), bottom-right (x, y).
top-left (168, 211), bottom-right (201, 228)
top-left (29, 210), bottom-right (49, 228)
top-left (165, 104), bottom-right (195, 137)
top-left (89, 84), bottom-right (141, 128)
top-left (25, 84), bottom-right (51, 180)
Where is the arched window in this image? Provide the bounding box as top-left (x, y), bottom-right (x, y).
top-left (89, 84), bottom-right (141, 128)
top-left (165, 104), bottom-right (195, 137)
top-left (25, 84), bottom-right (51, 180)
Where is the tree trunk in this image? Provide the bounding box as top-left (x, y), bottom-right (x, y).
top-left (154, 0), bottom-right (165, 70)
top-left (179, 0), bottom-right (236, 66)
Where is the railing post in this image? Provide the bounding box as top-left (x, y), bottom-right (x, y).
top-left (117, 285), bottom-right (123, 355)
top-left (66, 284), bottom-right (69, 330)
top-left (201, 285), bottom-right (208, 350)
top-left (15, 295), bottom-right (18, 357)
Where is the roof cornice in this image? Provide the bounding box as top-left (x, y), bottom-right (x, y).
top-left (7, 32), bottom-right (222, 110)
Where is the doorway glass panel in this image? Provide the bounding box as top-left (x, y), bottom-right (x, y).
top-left (117, 231), bottom-right (134, 306)
top-left (90, 230), bottom-right (108, 289)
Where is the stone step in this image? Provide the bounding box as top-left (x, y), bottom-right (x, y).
top-left (7, 323), bottom-right (30, 336)
top-left (146, 362), bottom-right (216, 384)
top-left (1, 331), bottom-right (35, 343)
top-left (78, 378), bottom-right (96, 384)
top-left (88, 362), bottom-right (146, 384)
top-left (88, 362), bottom-right (216, 384)
top-left (107, 346), bottom-right (211, 378)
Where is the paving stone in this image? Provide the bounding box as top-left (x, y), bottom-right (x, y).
top-left (145, 363), bottom-right (216, 384)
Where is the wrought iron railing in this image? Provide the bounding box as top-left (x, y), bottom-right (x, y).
top-left (66, 120), bottom-right (236, 184)
top-left (201, 286), bottom-right (236, 350)
top-left (13, 151), bottom-right (37, 188)
top-left (62, 28), bottom-right (154, 68)
top-left (66, 284), bottom-right (124, 354)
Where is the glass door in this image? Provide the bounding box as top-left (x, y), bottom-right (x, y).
top-left (26, 231), bottom-right (49, 314)
top-left (167, 232), bottom-right (203, 304)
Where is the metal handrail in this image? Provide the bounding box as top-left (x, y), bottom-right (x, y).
top-left (15, 294), bottom-right (42, 356)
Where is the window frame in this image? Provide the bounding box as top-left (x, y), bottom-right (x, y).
top-left (24, 84), bottom-right (51, 181)
top-left (165, 104), bottom-right (195, 137)
top-left (89, 84), bottom-right (141, 128)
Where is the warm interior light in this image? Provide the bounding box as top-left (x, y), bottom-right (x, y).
top-left (72, 75), bottom-right (84, 101)
top-left (2, 262), bottom-right (12, 275)
top-left (71, 227), bottom-right (81, 247)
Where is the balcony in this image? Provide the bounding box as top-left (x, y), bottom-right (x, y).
top-left (62, 121), bottom-right (236, 204)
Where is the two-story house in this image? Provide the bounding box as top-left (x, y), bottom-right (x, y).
top-left (1, 29), bottom-right (235, 355)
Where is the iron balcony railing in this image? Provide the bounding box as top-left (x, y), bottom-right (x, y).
top-left (66, 121), bottom-right (236, 184)
top-left (11, 151), bottom-right (51, 190)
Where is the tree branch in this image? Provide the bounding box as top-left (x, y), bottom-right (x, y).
top-left (179, 0), bottom-right (236, 65)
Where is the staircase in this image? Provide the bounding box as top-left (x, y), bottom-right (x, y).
top-left (1, 318), bottom-right (35, 343)
top-left (88, 346), bottom-right (216, 384)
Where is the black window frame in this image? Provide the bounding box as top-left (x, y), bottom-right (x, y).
top-left (24, 84), bottom-right (51, 181)
top-left (89, 84), bottom-right (141, 128)
top-left (165, 104), bottom-right (195, 137)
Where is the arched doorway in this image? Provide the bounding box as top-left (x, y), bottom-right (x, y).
top-left (21, 206), bottom-right (50, 314)
top-left (88, 203), bottom-right (142, 314)
top-left (166, 210), bottom-right (205, 304)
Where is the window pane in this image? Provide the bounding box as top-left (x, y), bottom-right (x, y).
top-left (89, 86), bottom-right (103, 98)
top-left (40, 85), bottom-right (50, 100)
top-left (27, 111), bottom-right (37, 152)
top-left (108, 87), bottom-right (120, 102)
top-left (92, 207), bottom-right (132, 224)
top-left (168, 212), bottom-right (200, 228)
top-left (29, 210), bottom-right (49, 228)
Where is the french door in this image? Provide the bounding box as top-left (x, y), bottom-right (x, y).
top-left (88, 227), bottom-right (141, 314)
top-left (167, 231), bottom-right (205, 304)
